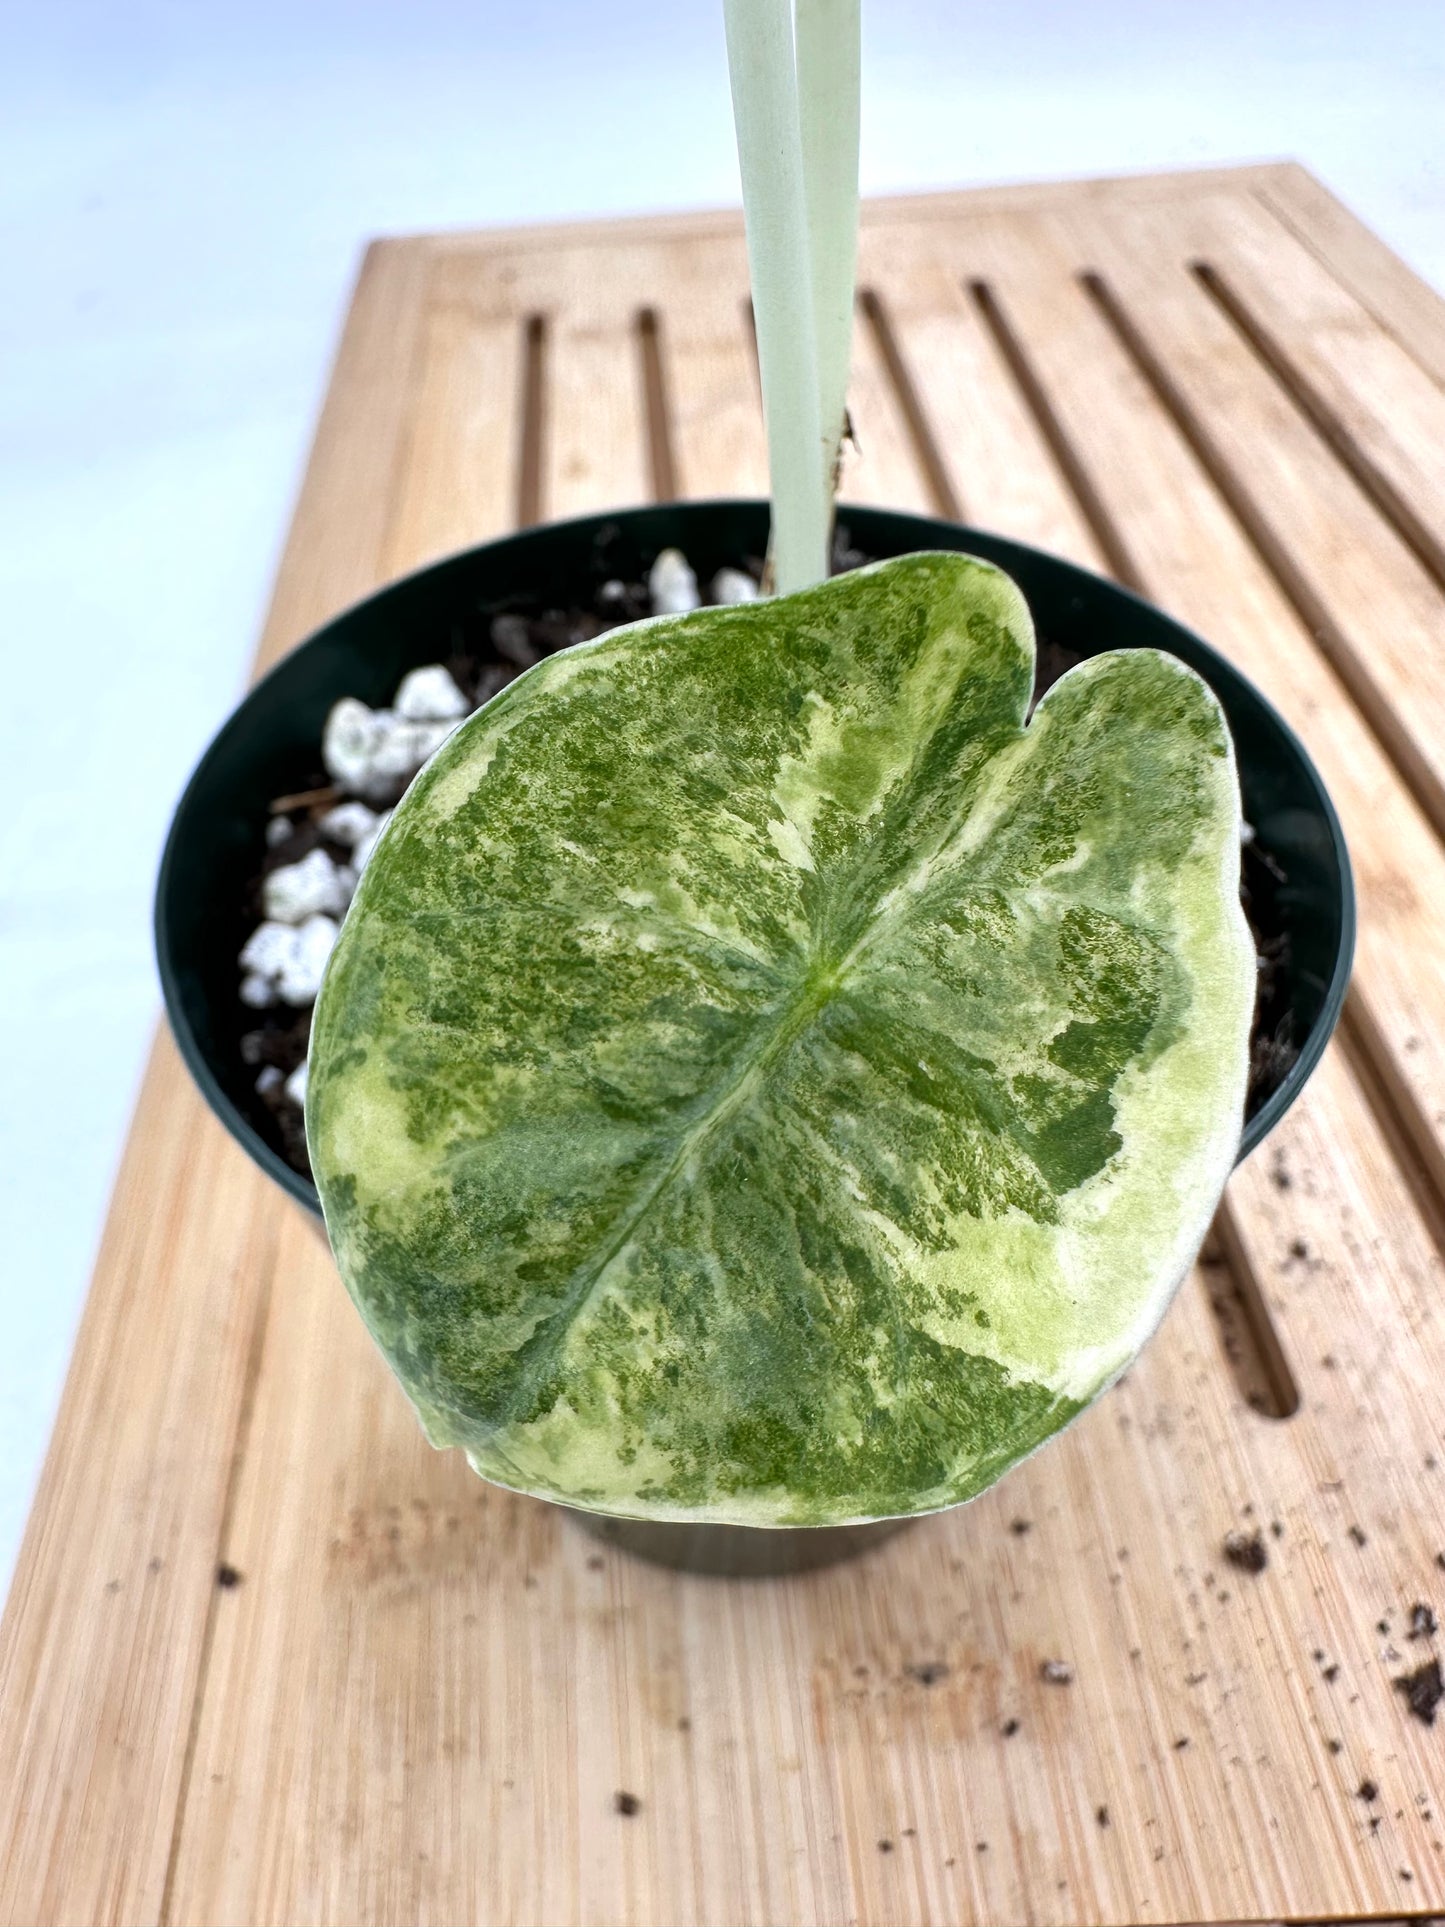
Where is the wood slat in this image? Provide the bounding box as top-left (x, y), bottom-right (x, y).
top-left (1086, 197), bottom-right (1445, 834)
top-left (1248, 162), bottom-right (1445, 419)
top-left (0, 1043), bottom-right (277, 1927)
top-left (6, 166), bottom-right (1445, 1927)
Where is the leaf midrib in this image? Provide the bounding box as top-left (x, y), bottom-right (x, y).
top-left (485, 954), bottom-right (845, 1431)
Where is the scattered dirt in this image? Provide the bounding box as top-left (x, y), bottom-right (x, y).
top-left (614, 1790), bottom-right (642, 1817)
top-left (1040, 1659), bottom-right (1073, 1685)
top-left (215, 1563), bottom-right (243, 1589)
top-left (1222, 1528), bottom-right (1268, 1575)
top-left (1407, 1602), bottom-right (1438, 1641)
top-left (905, 1661), bottom-right (950, 1687)
top-left (1394, 1658), bottom-right (1443, 1727)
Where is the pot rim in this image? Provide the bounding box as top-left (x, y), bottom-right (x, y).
top-left (155, 497), bottom-right (1356, 1216)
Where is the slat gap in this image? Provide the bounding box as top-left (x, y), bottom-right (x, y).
top-left (1204, 1199), bottom-right (1302, 1420)
top-left (1080, 268), bottom-right (1445, 853)
top-left (1190, 258), bottom-right (1445, 594)
top-left (856, 288), bottom-right (963, 520)
top-left (515, 312), bottom-right (549, 529)
top-left (966, 278), bottom-right (1145, 591)
top-left (1339, 991), bottom-right (1445, 1264)
top-left (635, 307), bottom-right (680, 503)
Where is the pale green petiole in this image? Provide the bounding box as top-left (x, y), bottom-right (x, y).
top-left (796, 0), bottom-right (861, 508)
top-left (725, 0), bottom-right (861, 595)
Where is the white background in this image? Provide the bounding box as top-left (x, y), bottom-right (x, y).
top-left (1, 0), bottom-right (1441, 1593)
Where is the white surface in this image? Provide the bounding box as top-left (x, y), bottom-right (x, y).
top-left (1, 0), bottom-right (1441, 1596)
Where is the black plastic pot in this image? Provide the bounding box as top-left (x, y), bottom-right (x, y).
top-left (156, 501), bottom-right (1354, 1576)
top-left (156, 499), bottom-right (1354, 1222)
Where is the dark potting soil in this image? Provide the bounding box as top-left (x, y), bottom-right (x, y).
top-left (236, 523), bottom-right (1301, 1184)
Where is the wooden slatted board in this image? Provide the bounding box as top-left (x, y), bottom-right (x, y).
top-left (4, 164), bottom-right (1445, 1927)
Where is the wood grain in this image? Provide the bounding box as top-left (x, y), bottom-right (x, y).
top-left (5, 165), bottom-right (1445, 1927)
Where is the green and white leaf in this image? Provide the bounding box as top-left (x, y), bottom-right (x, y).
top-left (308, 553), bottom-right (1254, 1526)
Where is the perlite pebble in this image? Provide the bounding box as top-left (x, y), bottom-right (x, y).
top-left (255, 1065), bottom-right (283, 1095)
top-left (262, 846), bottom-right (351, 923)
top-left (319, 800), bottom-right (380, 849)
top-left (240, 921), bottom-right (301, 979)
top-left (368, 716), bottom-right (454, 787)
top-left (239, 914), bottom-right (339, 1008)
top-left (352, 810), bottom-right (392, 873)
top-left (265, 815), bottom-right (294, 848)
top-left (322, 697), bottom-right (388, 797)
top-left (395, 664), bottom-right (470, 722)
top-left (279, 915), bottom-right (339, 1006)
top-left (284, 1060), bottom-right (309, 1108)
top-left (711, 566), bottom-right (761, 604)
top-left (491, 614), bottom-right (540, 668)
top-left (321, 698), bottom-right (455, 803)
top-left (647, 548), bottom-right (700, 615)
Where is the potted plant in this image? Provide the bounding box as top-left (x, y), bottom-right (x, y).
top-left (157, 1), bottom-right (1353, 1568)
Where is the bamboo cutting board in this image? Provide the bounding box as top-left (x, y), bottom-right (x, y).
top-left (4, 165), bottom-right (1445, 1927)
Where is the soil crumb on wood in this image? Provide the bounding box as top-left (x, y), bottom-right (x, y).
top-left (1407, 1601), bottom-right (1437, 1640)
top-left (614, 1790), bottom-right (642, 1816)
top-left (1222, 1528), bottom-right (1268, 1575)
top-left (905, 1661), bottom-right (949, 1686)
top-left (1040, 1659), bottom-right (1073, 1685)
top-left (1394, 1658), bottom-right (1443, 1727)
top-left (215, 1563), bottom-right (243, 1588)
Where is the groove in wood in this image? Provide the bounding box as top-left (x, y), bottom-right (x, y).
top-left (1081, 265), bottom-right (1445, 854)
top-left (857, 287), bottom-right (962, 520)
top-left (966, 277), bottom-right (1144, 591)
top-left (636, 306), bottom-right (680, 503)
top-left (517, 312), bottom-right (548, 528)
top-left (1191, 257), bottom-right (1445, 594)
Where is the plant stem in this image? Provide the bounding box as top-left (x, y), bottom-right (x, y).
top-left (725, 0), bottom-right (828, 594)
top-left (796, 0), bottom-right (861, 512)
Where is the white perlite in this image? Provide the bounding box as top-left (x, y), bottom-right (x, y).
top-left (322, 698), bottom-right (456, 804)
top-left (284, 1060), bottom-right (309, 1108)
top-left (319, 800), bottom-right (380, 849)
top-left (265, 815), bottom-right (294, 848)
top-left (255, 1065), bottom-right (283, 1095)
top-left (322, 697), bottom-right (388, 797)
top-left (239, 914), bottom-right (339, 1008)
top-left (262, 846), bottom-right (352, 923)
top-left (647, 548), bottom-right (701, 615)
top-left (711, 566), bottom-right (761, 604)
top-left (352, 809), bottom-right (393, 873)
top-left (396, 664), bottom-right (469, 722)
